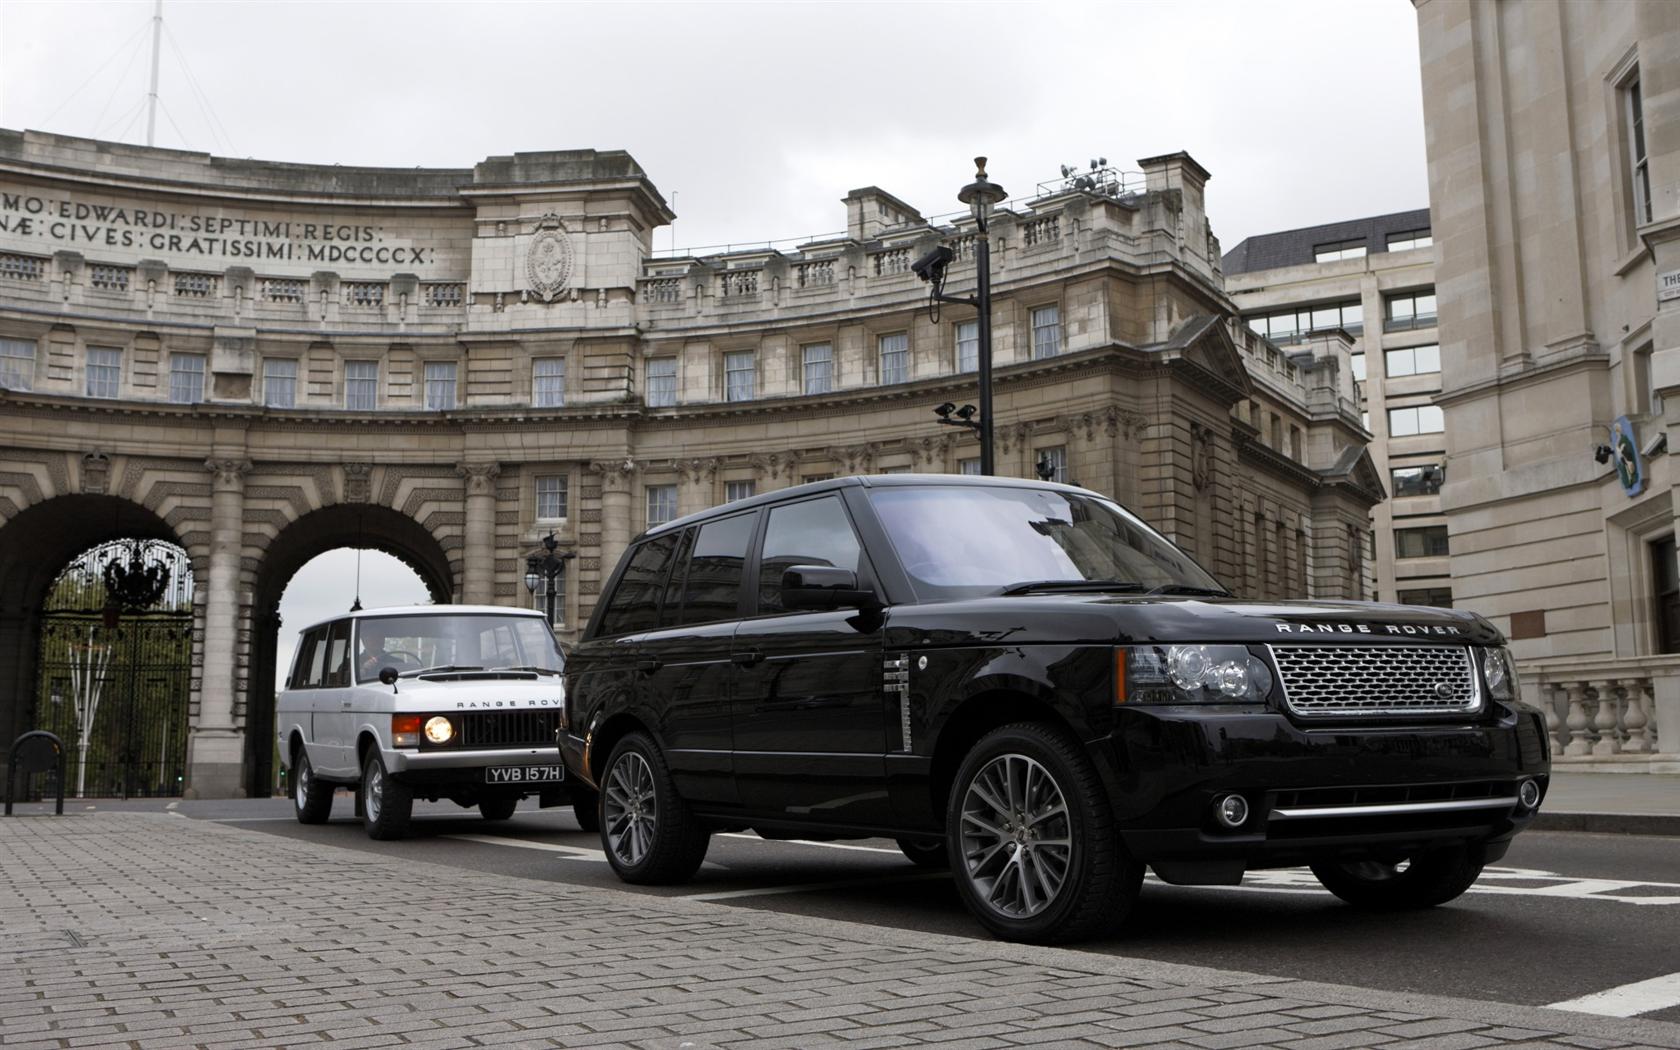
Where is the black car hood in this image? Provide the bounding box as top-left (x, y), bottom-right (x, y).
top-left (883, 594), bottom-right (1501, 648)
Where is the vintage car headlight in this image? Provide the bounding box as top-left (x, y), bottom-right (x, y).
top-left (1481, 646), bottom-right (1519, 702)
top-left (423, 716), bottom-right (456, 745)
top-left (1120, 645), bottom-right (1272, 704)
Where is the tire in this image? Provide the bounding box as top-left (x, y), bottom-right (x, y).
top-left (360, 751), bottom-right (413, 840)
top-left (896, 837), bottom-right (949, 869)
top-left (1310, 843), bottom-right (1487, 910)
top-left (572, 786), bottom-right (601, 833)
top-left (478, 797), bottom-right (517, 821)
top-left (599, 732), bottom-right (709, 884)
top-left (947, 722), bottom-right (1142, 944)
top-left (292, 749), bottom-right (333, 825)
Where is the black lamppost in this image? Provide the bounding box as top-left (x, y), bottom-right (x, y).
top-left (523, 532), bottom-right (575, 627)
top-left (916, 158), bottom-right (1009, 474)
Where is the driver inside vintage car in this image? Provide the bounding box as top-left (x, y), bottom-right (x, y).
top-left (357, 624), bottom-right (419, 678)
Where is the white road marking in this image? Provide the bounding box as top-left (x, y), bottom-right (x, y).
top-left (444, 834), bottom-right (608, 861)
top-left (165, 801), bottom-right (178, 810)
top-left (721, 833), bottom-right (903, 855)
top-left (1157, 866), bottom-right (1680, 906)
top-left (685, 871), bottom-right (949, 901)
top-left (1546, 971), bottom-right (1680, 1017)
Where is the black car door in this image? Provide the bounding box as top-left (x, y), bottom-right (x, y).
top-left (730, 493), bottom-right (890, 826)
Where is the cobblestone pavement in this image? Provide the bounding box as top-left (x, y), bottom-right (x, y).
top-left (2, 814), bottom-right (1678, 1050)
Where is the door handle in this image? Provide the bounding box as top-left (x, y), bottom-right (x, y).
top-left (340, 699), bottom-right (352, 709)
top-left (636, 657), bottom-right (662, 676)
top-left (731, 648), bottom-right (764, 668)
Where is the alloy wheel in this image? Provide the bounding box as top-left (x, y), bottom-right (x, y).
top-left (603, 751), bottom-right (657, 867)
top-left (959, 753), bottom-right (1073, 919)
top-left (365, 761), bottom-right (383, 823)
top-left (295, 759), bottom-right (311, 812)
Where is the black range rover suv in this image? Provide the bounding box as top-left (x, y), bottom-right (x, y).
top-left (560, 474), bottom-right (1549, 943)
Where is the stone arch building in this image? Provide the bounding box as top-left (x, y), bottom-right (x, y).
top-left (0, 130), bottom-right (1382, 796)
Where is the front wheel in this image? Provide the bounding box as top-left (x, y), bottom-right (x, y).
top-left (600, 733), bottom-right (709, 884)
top-left (292, 749), bottom-right (332, 824)
top-left (947, 723), bottom-right (1141, 944)
top-left (360, 751), bottom-right (413, 840)
top-left (1310, 844), bottom-right (1486, 910)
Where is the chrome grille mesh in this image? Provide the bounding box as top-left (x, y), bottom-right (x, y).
top-left (1268, 644), bottom-right (1479, 717)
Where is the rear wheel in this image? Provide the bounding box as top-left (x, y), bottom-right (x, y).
top-left (292, 749), bottom-right (332, 825)
top-left (947, 723), bottom-right (1141, 944)
top-left (360, 752), bottom-right (413, 840)
top-left (896, 837), bottom-right (949, 869)
top-left (1310, 844), bottom-right (1486, 910)
top-left (600, 732), bottom-right (709, 884)
top-left (478, 797), bottom-right (517, 821)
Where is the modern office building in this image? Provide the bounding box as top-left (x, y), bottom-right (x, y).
top-left (0, 130), bottom-right (1378, 796)
top-left (1225, 210), bottom-right (1444, 607)
top-left (1414, 0), bottom-right (1680, 770)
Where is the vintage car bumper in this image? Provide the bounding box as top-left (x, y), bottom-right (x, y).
top-left (1097, 703), bottom-right (1551, 884)
top-left (386, 746), bottom-right (565, 774)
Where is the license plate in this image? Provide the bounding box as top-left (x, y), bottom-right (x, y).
top-left (485, 765), bottom-right (564, 785)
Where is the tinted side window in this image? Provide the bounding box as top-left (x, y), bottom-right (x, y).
top-left (289, 630), bottom-right (320, 689)
top-left (659, 527), bottom-right (696, 627)
top-left (596, 533), bottom-right (680, 637)
top-left (758, 496), bottom-right (865, 613)
top-left (298, 627), bottom-right (329, 688)
top-left (671, 513), bottom-right (756, 626)
top-left (324, 620), bottom-right (352, 686)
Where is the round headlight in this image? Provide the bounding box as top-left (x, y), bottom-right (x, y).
top-left (1168, 645), bottom-right (1213, 689)
top-left (1213, 661), bottom-right (1249, 697)
top-left (423, 716), bottom-right (455, 744)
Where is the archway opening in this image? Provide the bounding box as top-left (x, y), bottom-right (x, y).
top-left (247, 504), bottom-right (453, 797)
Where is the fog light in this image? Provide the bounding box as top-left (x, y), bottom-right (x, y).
top-left (1517, 778), bottom-right (1541, 810)
top-left (424, 716), bottom-right (455, 745)
top-left (1215, 794), bottom-right (1249, 829)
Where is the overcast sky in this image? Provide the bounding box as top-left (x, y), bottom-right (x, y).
top-left (3, 0), bottom-right (1430, 648)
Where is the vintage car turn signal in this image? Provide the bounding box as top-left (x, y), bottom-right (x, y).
top-left (391, 714), bottom-right (422, 748)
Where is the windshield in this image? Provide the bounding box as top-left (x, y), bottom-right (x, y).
top-left (353, 613), bottom-right (563, 683)
top-left (867, 485), bottom-right (1225, 600)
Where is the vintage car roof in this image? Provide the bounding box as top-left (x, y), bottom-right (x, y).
top-left (293, 604), bottom-right (544, 636)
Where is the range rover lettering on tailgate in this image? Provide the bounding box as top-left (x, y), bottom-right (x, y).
top-left (561, 476), bottom-right (1549, 944)
top-left (277, 606), bottom-right (589, 839)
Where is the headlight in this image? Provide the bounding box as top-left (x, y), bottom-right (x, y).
top-left (1481, 646), bottom-right (1519, 702)
top-left (423, 715), bottom-right (456, 745)
top-left (1120, 645), bottom-right (1272, 704)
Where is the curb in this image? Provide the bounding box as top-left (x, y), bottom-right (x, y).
top-left (1532, 810), bottom-right (1680, 837)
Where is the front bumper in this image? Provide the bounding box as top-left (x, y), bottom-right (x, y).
top-left (1099, 703), bottom-right (1551, 882)
top-left (386, 746), bottom-right (565, 775)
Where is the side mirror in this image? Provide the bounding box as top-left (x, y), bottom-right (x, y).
top-left (782, 566), bottom-right (878, 611)
top-left (378, 666), bottom-right (399, 686)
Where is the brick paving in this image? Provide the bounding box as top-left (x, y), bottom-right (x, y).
top-left (1, 814), bottom-right (1678, 1050)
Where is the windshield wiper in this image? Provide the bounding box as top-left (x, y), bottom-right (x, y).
top-left (1145, 584), bottom-right (1233, 598)
top-left (400, 664), bottom-right (485, 678)
top-left (491, 665), bottom-right (563, 676)
top-left (1000, 579), bottom-right (1146, 596)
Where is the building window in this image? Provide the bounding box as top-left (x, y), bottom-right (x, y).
top-left (725, 480), bottom-right (755, 503)
top-left (1384, 289), bottom-right (1437, 332)
top-left (646, 356), bottom-right (677, 407)
top-left (263, 358), bottom-right (297, 408)
top-left (0, 337), bottom-right (35, 390)
top-left (1361, 410), bottom-right (1371, 431)
top-left (1350, 353), bottom-right (1366, 383)
top-left (879, 332), bottom-right (909, 385)
top-left (646, 484), bottom-right (678, 527)
top-left (265, 278), bottom-right (304, 303)
top-left (535, 475), bottom-right (567, 520)
top-left (802, 343), bottom-right (833, 395)
top-left (956, 321), bottom-right (978, 373)
top-left (1391, 463), bottom-right (1444, 497)
top-left (1030, 305), bottom-right (1062, 360)
top-left (344, 360), bottom-right (378, 410)
top-left (345, 281), bottom-right (384, 307)
top-left (1313, 239), bottom-right (1367, 263)
top-left (424, 283), bottom-right (463, 308)
top-left (1627, 70), bottom-right (1652, 226)
top-left (724, 350), bottom-right (755, 402)
top-left (84, 346), bottom-right (122, 398)
top-left (89, 265), bottom-right (130, 292)
top-left (1289, 426), bottom-right (1303, 461)
top-left (1245, 299), bottom-right (1362, 342)
top-left (169, 353), bottom-right (205, 404)
top-left (173, 272), bottom-right (214, 298)
top-left (958, 458), bottom-right (981, 476)
top-left (1398, 587), bottom-right (1453, 609)
top-left (533, 358), bottom-right (565, 408)
top-left (1036, 446), bottom-right (1067, 483)
top-left (1387, 230), bottom-right (1433, 252)
top-left (1395, 525), bottom-right (1450, 559)
top-left (1385, 344), bottom-right (1440, 377)
top-left (532, 565), bottom-right (567, 627)
top-left (1388, 404), bottom-right (1445, 436)
top-left (0, 253), bottom-right (45, 282)
top-left (1653, 534), bottom-right (1680, 653)
top-left (802, 473), bottom-right (834, 483)
top-left (424, 361), bottom-right (457, 410)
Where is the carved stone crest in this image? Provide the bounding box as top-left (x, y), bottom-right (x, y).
top-left (81, 452), bottom-right (110, 495)
top-left (343, 462), bottom-right (372, 503)
top-left (524, 213), bottom-right (575, 303)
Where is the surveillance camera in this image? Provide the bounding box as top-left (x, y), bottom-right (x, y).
top-left (911, 245), bottom-right (955, 283)
top-left (933, 402), bottom-right (956, 419)
top-left (1644, 432), bottom-right (1668, 457)
top-left (1593, 444), bottom-right (1613, 465)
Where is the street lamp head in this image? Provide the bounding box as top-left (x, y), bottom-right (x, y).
top-left (523, 555), bottom-right (542, 595)
top-left (958, 156), bottom-right (1008, 230)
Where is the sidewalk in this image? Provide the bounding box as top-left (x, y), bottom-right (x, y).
top-left (2, 814), bottom-right (1678, 1050)
top-left (1537, 771), bottom-right (1680, 835)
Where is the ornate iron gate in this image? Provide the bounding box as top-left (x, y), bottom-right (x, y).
top-left (30, 540), bottom-right (194, 799)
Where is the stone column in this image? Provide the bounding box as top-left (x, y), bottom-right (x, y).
top-left (188, 455), bottom-right (252, 799)
top-left (592, 459), bottom-right (637, 577)
top-left (456, 462), bottom-right (501, 605)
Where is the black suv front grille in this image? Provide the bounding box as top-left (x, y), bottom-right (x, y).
top-left (456, 710), bottom-right (560, 749)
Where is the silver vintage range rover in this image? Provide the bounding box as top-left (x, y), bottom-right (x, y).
top-left (276, 605), bottom-right (585, 839)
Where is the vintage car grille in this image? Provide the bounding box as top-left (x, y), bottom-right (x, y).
top-left (456, 709), bottom-right (561, 749)
top-left (1267, 644), bottom-right (1479, 717)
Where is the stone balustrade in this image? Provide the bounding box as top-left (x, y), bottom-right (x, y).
top-left (1529, 655), bottom-right (1680, 772)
